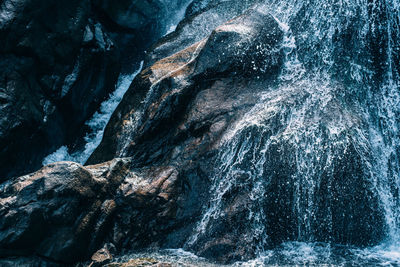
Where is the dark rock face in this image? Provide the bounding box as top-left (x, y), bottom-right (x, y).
top-left (0, 1), bottom-right (393, 266)
top-left (0, 159), bottom-right (190, 265)
top-left (0, 0), bottom-right (120, 180)
top-left (87, 10), bottom-right (285, 262)
top-left (94, 0), bottom-right (163, 30)
top-left (192, 117), bottom-right (384, 260)
top-left (92, 0), bottom-right (163, 71)
top-left (87, 5), bottom-right (385, 263)
top-left (93, 0), bottom-right (195, 72)
top-left (182, 85), bottom-right (385, 261)
top-left (0, 159), bottom-right (127, 263)
top-left (88, 9), bottom-right (284, 165)
top-left (0, 8), bottom-right (287, 264)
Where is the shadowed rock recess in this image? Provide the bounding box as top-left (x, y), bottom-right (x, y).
top-left (0, 0), bottom-right (178, 180)
top-left (1, 0), bottom-right (400, 266)
top-left (0, 0), bottom-right (120, 180)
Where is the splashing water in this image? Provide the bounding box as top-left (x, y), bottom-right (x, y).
top-left (113, 243), bottom-right (400, 266)
top-left (43, 0), bottom-right (400, 265)
top-left (184, 0), bottom-right (400, 264)
top-left (163, 0), bottom-right (195, 34)
top-left (42, 62), bottom-right (143, 165)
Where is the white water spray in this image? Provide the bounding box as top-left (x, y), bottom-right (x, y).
top-left (42, 62), bottom-right (143, 165)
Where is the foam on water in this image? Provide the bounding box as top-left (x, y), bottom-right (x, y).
top-left (232, 242), bottom-right (400, 266)
top-left (42, 61), bottom-right (143, 166)
top-left (184, 0), bottom-right (400, 264)
top-left (113, 243), bottom-right (400, 266)
top-left (163, 0), bottom-right (194, 34)
top-left (43, 0), bottom-right (400, 265)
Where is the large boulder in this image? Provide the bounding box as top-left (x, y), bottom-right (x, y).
top-left (184, 83), bottom-right (385, 261)
top-left (86, 8), bottom-right (286, 262)
top-left (87, 8), bottom-right (284, 165)
top-left (87, 5), bottom-right (386, 263)
top-left (0, 3), bottom-right (390, 266)
top-left (0, 158), bottom-right (190, 265)
top-left (0, 8), bottom-right (286, 264)
top-left (0, 159), bottom-right (128, 263)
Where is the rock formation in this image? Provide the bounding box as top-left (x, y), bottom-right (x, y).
top-left (0, 0), bottom-right (179, 180)
top-left (1, 0), bottom-right (399, 266)
top-left (0, 7), bottom-right (289, 264)
top-left (0, 0), bottom-right (120, 180)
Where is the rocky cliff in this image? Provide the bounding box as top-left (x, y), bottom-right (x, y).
top-left (1, 7), bottom-right (288, 264)
top-left (1, 0), bottom-right (400, 266)
top-left (0, 0), bottom-right (183, 180)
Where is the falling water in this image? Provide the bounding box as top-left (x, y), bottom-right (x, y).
top-left (183, 0), bottom-right (400, 264)
top-left (42, 0), bottom-right (196, 166)
top-left (43, 0), bottom-right (400, 265)
top-left (42, 62), bottom-right (143, 165)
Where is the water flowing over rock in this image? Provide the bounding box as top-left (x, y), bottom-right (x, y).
top-left (88, 0), bottom-right (400, 263)
top-left (0, 8), bottom-right (287, 264)
top-left (0, 0), bottom-right (120, 180)
top-left (1, 0), bottom-right (400, 265)
top-left (87, 7), bottom-right (283, 165)
top-left (0, 0), bottom-right (190, 180)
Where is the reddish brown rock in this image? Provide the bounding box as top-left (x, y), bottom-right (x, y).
top-left (0, 158), bottom-right (188, 264)
top-left (0, 159), bottom-right (130, 263)
top-left (87, 9), bottom-right (284, 167)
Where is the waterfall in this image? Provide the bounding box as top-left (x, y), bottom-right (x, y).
top-left (41, 0), bottom-right (196, 166)
top-left (43, 0), bottom-right (400, 264)
top-left (183, 0), bottom-right (400, 264)
top-left (162, 0), bottom-right (194, 34)
top-left (42, 62), bottom-right (143, 165)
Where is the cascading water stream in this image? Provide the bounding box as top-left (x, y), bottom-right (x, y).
top-left (182, 0), bottom-right (400, 264)
top-left (364, 0), bottom-right (400, 242)
top-left (42, 62), bottom-right (143, 165)
top-left (42, 0), bottom-right (400, 264)
top-left (42, 1), bottom-right (195, 166)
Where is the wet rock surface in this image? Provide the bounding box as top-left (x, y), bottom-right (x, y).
top-left (0, 0), bottom-right (120, 180)
top-left (0, 0), bottom-right (188, 181)
top-left (0, 0), bottom-right (395, 266)
top-left (186, 86), bottom-right (386, 261)
top-left (0, 158), bottom-right (186, 264)
top-left (0, 159), bottom-right (125, 263)
top-left (87, 4), bottom-right (386, 263)
top-left (90, 243), bottom-right (116, 266)
top-left (92, 0), bottom-right (164, 71)
top-left (88, 9), bottom-right (284, 165)
top-left (0, 7), bottom-right (287, 265)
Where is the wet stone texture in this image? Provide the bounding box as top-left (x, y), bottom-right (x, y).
top-left (0, 1), bottom-right (391, 266)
